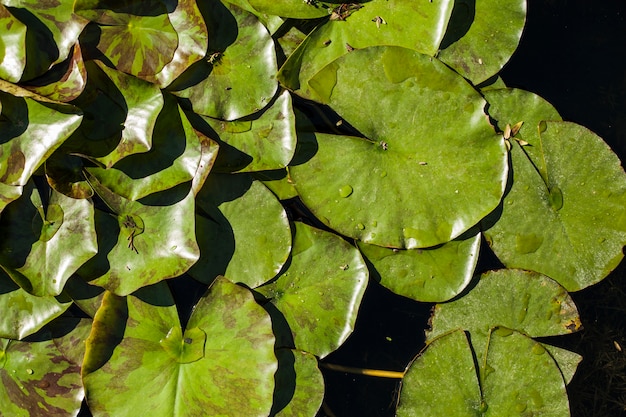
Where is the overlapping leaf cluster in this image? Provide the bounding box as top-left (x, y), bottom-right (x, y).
top-left (0, 0), bottom-right (625, 416)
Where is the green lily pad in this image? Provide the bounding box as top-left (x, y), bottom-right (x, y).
top-left (83, 277), bottom-right (277, 417)
top-left (396, 329), bottom-right (482, 416)
top-left (357, 229), bottom-right (480, 302)
top-left (480, 328), bottom-right (570, 416)
top-left (86, 94), bottom-right (203, 201)
top-left (0, 181), bottom-right (97, 296)
top-left (437, 0), bottom-right (526, 84)
top-left (254, 169), bottom-right (298, 201)
top-left (426, 269), bottom-right (581, 352)
top-left (397, 328), bottom-right (571, 416)
top-left (190, 133), bottom-right (220, 196)
top-left (0, 329), bottom-right (84, 416)
top-left (256, 221), bottom-right (368, 357)
top-left (68, 60), bottom-right (163, 169)
top-left (0, 5), bottom-right (27, 82)
top-left (77, 175), bottom-right (199, 296)
top-left (202, 90), bottom-right (297, 173)
top-left (291, 46), bottom-right (508, 248)
top-left (172, 0), bottom-right (278, 120)
top-left (481, 100), bottom-right (626, 290)
top-left (272, 349), bottom-right (324, 417)
top-left (543, 344), bottom-right (582, 385)
top-left (24, 43), bottom-right (88, 103)
top-left (278, 0), bottom-right (454, 98)
top-left (0, 267), bottom-right (72, 340)
top-left (190, 173), bottom-right (291, 288)
top-left (146, 0), bottom-right (209, 88)
top-left (0, 91), bottom-right (82, 187)
top-left (88, 7), bottom-right (178, 78)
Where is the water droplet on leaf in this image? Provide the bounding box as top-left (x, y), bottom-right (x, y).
top-left (339, 185), bottom-right (353, 198)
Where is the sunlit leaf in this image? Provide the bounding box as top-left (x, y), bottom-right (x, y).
top-left (86, 93), bottom-right (203, 201)
top-left (172, 0), bottom-right (278, 120)
top-left (190, 173), bottom-right (291, 288)
top-left (437, 0), bottom-right (526, 84)
top-left (67, 60), bottom-right (163, 169)
top-left (200, 90), bottom-right (297, 173)
top-left (272, 349), bottom-right (324, 417)
top-left (0, 328), bottom-right (84, 416)
top-left (358, 229), bottom-right (480, 302)
top-left (88, 7), bottom-right (178, 78)
top-left (83, 278), bottom-right (277, 417)
top-left (0, 267), bottom-right (72, 340)
top-left (291, 46), bottom-right (507, 248)
top-left (483, 89), bottom-right (626, 291)
top-left (0, 180), bottom-right (97, 297)
top-left (256, 221), bottom-right (368, 357)
top-left (77, 175), bottom-right (199, 296)
top-left (278, 0), bottom-right (454, 98)
top-left (0, 91), bottom-right (82, 186)
top-left (426, 269), bottom-right (581, 352)
top-left (0, 4), bottom-right (27, 82)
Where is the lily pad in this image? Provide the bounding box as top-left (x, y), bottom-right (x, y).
top-left (190, 173), bottom-right (291, 288)
top-left (146, 0), bottom-right (209, 88)
top-left (86, 93), bottom-right (203, 201)
top-left (0, 267), bottom-right (72, 340)
top-left (69, 60), bottom-right (163, 169)
top-left (397, 328), bottom-right (571, 416)
top-left (88, 7), bottom-right (178, 78)
top-left (83, 277), bottom-right (277, 417)
top-left (0, 5), bottom-right (27, 82)
top-left (357, 229), bottom-right (480, 302)
top-left (437, 0), bottom-right (526, 84)
top-left (172, 0), bottom-right (278, 120)
top-left (77, 175), bottom-right (199, 296)
top-left (426, 269), bottom-right (582, 351)
top-left (202, 90), bottom-right (297, 173)
top-left (23, 43), bottom-right (88, 103)
top-left (0, 91), bottom-right (82, 187)
top-left (272, 349), bottom-right (324, 417)
top-left (0, 329), bottom-right (84, 416)
top-left (0, 181), bottom-right (98, 296)
top-left (256, 221), bottom-right (368, 357)
top-left (483, 90), bottom-right (626, 290)
top-left (246, 0), bottom-right (336, 19)
top-left (291, 46), bottom-right (508, 248)
top-left (396, 329), bottom-right (482, 417)
top-left (278, 0), bottom-right (454, 98)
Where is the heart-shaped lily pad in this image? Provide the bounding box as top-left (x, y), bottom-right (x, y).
top-left (256, 221), bottom-right (368, 357)
top-left (83, 277), bottom-right (277, 417)
top-left (291, 46), bottom-right (507, 248)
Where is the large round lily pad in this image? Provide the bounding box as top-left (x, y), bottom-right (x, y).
top-left (290, 46), bottom-right (508, 248)
top-left (483, 89), bottom-right (626, 290)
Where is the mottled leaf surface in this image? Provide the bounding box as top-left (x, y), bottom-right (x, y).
top-left (247, 0), bottom-right (336, 19)
top-left (291, 46), bottom-right (507, 248)
top-left (0, 91), bottom-right (82, 186)
top-left (203, 90), bottom-right (297, 173)
top-left (358, 229), bottom-right (480, 302)
top-left (0, 181), bottom-right (97, 296)
top-left (173, 0), bottom-right (278, 120)
top-left (69, 61), bottom-right (163, 169)
top-left (256, 221), bottom-right (368, 357)
top-left (0, 333), bottom-right (83, 417)
top-left (272, 349), bottom-right (324, 417)
top-left (427, 269), bottom-right (581, 353)
top-left (77, 176), bottom-right (199, 296)
top-left (0, 5), bottom-right (27, 82)
top-left (0, 267), bottom-right (72, 340)
top-left (83, 278), bottom-right (277, 417)
top-left (86, 94), bottom-right (202, 201)
top-left (190, 173), bottom-right (291, 288)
